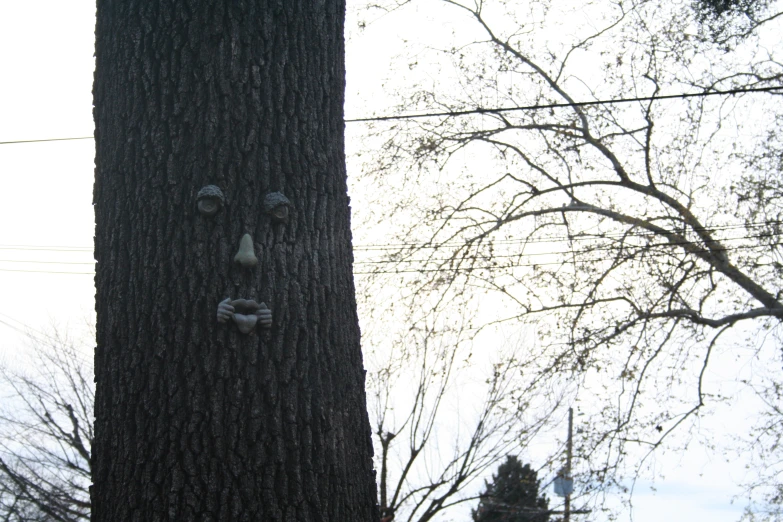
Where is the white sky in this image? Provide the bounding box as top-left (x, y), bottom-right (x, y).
top-left (0, 2), bottom-right (772, 521)
top-left (0, 2), bottom-right (96, 370)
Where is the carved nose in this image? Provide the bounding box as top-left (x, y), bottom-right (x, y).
top-left (234, 233), bottom-right (258, 267)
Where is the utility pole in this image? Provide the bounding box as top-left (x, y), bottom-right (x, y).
top-left (553, 408), bottom-right (586, 520)
top-left (564, 407), bottom-right (573, 522)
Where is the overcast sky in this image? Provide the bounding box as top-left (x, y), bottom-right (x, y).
top-left (0, 2), bottom-right (769, 521)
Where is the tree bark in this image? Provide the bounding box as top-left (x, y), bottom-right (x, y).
top-left (92, 1), bottom-right (379, 520)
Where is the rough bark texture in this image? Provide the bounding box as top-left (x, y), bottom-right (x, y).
top-left (92, 1), bottom-right (379, 520)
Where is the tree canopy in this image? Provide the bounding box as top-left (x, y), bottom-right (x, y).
top-left (351, 0), bottom-right (783, 517)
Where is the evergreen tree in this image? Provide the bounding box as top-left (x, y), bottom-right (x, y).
top-left (694, 0), bottom-right (767, 17)
top-left (692, 0), bottom-right (773, 39)
top-left (472, 457), bottom-right (549, 522)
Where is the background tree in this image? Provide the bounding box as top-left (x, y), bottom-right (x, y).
top-left (0, 326), bottom-right (550, 522)
top-left (737, 345), bottom-right (783, 522)
top-left (692, 0), bottom-right (778, 42)
top-left (351, 0), bottom-right (783, 515)
top-left (367, 318), bottom-right (559, 522)
top-left (695, 0), bottom-right (771, 17)
top-left (471, 456), bottom-right (549, 522)
top-left (92, 1), bottom-right (378, 519)
top-left (0, 330), bottom-right (92, 522)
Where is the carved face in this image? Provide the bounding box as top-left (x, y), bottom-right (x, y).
top-left (208, 185), bottom-right (276, 334)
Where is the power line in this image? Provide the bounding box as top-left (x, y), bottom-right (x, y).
top-left (0, 232), bottom-right (775, 265)
top-left (345, 85), bottom-right (783, 122)
top-left (0, 268), bottom-right (94, 275)
top-left (0, 136), bottom-right (93, 146)
top-left (0, 318), bottom-right (31, 337)
top-left (0, 246), bottom-right (93, 252)
top-left (354, 236), bottom-right (782, 265)
top-left (0, 259), bottom-right (94, 265)
top-left (0, 240), bottom-right (777, 276)
top-left (0, 312), bottom-right (53, 343)
top-left (0, 311), bottom-right (93, 366)
top-left (0, 222), bottom-right (778, 258)
top-left (2, 85), bottom-right (782, 146)
top-left (354, 242), bottom-right (783, 274)
top-left (353, 221), bottom-right (783, 251)
top-left (0, 233), bottom-right (770, 272)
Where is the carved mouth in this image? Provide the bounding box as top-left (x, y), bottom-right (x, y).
top-left (231, 299), bottom-right (260, 333)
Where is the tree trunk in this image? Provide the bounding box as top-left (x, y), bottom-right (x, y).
top-left (92, 1), bottom-right (379, 520)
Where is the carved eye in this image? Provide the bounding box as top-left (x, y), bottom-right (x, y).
top-left (271, 205), bottom-right (289, 221)
top-left (196, 185), bottom-right (225, 217)
top-left (263, 192), bottom-right (292, 223)
top-left (198, 198), bottom-right (220, 216)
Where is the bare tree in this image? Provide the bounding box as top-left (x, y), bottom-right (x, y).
top-left (734, 332), bottom-right (783, 521)
top-left (0, 330), bottom-right (92, 522)
top-left (3, 319), bottom-right (549, 522)
top-left (365, 313), bottom-right (560, 522)
top-left (351, 0), bottom-right (783, 513)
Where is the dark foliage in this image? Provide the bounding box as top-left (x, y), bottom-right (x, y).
top-left (472, 457), bottom-right (550, 522)
top-left (694, 0), bottom-right (765, 17)
top-left (692, 0), bottom-right (776, 42)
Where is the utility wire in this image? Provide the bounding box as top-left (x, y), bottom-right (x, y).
top-left (0, 318), bottom-right (33, 338)
top-left (2, 85), bottom-right (782, 146)
top-left (355, 221), bottom-right (783, 250)
top-left (0, 136), bottom-right (93, 146)
top-left (353, 242), bottom-right (783, 273)
top-left (0, 259), bottom-right (94, 265)
top-left (0, 222), bottom-right (778, 256)
top-left (0, 233), bottom-right (775, 265)
top-left (0, 268), bottom-right (94, 275)
top-left (345, 84), bottom-right (783, 122)
top-left (353, 221), bottom-right (783, 251)
top-left (354, 235), bottom-right (783, 264)
top-left (355, 250), bottom-right (783, 275)
top-left (0, 246), bottom-right (93, 252)
top-left (0, 311), bottom-right (93, 366)
top-left (0, 312), bottom-right (57, 344)
top-left (0, 239), bottom-right (776, 276)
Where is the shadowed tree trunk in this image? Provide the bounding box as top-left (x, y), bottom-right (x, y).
top-left (92, 1), bottom-right (379, 520)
